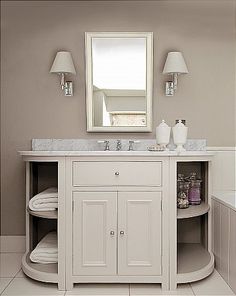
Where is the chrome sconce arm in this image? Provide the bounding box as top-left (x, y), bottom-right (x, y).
top-left (59, 73), bottom-right (73, 96)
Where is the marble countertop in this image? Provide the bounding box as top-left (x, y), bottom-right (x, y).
top-left (212, 191), bottom-right (236, 211)
top-left (19, 150), bottom-right (214, 157)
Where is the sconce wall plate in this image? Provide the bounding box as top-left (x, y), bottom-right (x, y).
top-left (64, 81), bottom-right (73, 96)
top-left (165, 81), bottom-right (174, 96)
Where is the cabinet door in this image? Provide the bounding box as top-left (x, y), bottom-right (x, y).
top-left (229, 209), bottom-right (236, 293)
top-left (73, 192), bottom-right (117, 275)
top-left (118, 191), bottom-right (162, 275)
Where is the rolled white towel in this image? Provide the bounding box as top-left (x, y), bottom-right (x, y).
top-left (30, 231), bottom-right (58, 264)
top-left (29, 187), bottom-right (58, 212)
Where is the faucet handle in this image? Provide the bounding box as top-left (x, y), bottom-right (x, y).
top-left (128, 140), bottom-right (140, 151)
top-left (97, 140), bottom-right (110, 151)
top-left (116, 139), bottom-right (122, 151)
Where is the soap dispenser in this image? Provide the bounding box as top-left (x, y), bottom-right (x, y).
top-left (172, 120), bottom-right (188, 152)
top-left (156, 120), bottom-right (171, 150)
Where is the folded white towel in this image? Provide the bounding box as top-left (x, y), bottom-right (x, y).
top-left (30, 231), bottom-right (58, 264)
top-left (29, 187), bottom-right (58, 212)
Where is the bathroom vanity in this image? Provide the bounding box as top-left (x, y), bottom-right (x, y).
top-left (19, 150), bottom-right (214, 291)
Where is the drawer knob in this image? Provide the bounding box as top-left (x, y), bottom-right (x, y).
top-left (120, 230), bottom-right (125, 236)
top-left (115, 172), bottom-right (120, 176)
top-left (110, 230), bottom-right (115, 236)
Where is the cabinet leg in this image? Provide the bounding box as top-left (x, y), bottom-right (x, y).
top-left (58, 281), bottom-right (66, 291)
top-left (161, 281), bottom-right (169, 291)
top-left (65, 281), bottom-right (74, 291)
top-left (169, 281), bottom-right (177, 291)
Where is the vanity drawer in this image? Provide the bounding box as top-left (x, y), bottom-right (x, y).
top-left (72, 161), bottom-right (162, 187)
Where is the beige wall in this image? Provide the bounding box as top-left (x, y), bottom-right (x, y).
top-left (1, 0), bottom-right (235, 235)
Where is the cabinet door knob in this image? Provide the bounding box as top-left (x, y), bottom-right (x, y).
top-left (120, 230), bottom-right (125, 235)
top-left (110, 230), bottom-right (115, 236)
top-left (115, 172), bottom-right (120, 176)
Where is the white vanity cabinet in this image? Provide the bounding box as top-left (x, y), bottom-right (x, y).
top-left (66, 157), bottom-right (168, 290)
top-left (72, 191), bottom-right (162, 277)
top-left (20, 151), bottom-right (214, 291)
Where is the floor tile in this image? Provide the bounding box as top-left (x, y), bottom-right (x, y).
top-left (130, 283), bottom-right (194, 295)
top-left (1, 277), bottom-right (65, 295)
top-left (15, 269), bottom-right (25, 278)
top-left (66, 283), bottom-right (129, 295)
top-left (191, 270), bottom-right (235, 295)
top-left (0, 278), bottom-right (12, 294)
top-left (0, 253), bottom-right (23, 277)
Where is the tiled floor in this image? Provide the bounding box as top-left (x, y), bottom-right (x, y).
top-left (0, 253), bottom-right (235, 296)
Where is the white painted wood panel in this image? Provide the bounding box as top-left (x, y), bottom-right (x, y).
top-left (73, 191), bottom-right (117, 275)
top-left (212, 199), bottom-right (221, 271)
top-left (72, 161), bottom-right (162, 187)
top-left (212, 197), bottom-right (236, 294)
top-left (220, 204), bottom-right (230, 282)
top-left (118, 191), bottom-right (162, 275)
top-left (210, 150), bottom-right (236, 191)
top-left (229, 209), bottom-right (236, 293)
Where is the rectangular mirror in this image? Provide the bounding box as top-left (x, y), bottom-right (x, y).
top-left (85, 32), bottom-right (153, 132)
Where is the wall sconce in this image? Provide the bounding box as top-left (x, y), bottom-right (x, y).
top-left (50, 51), bottom-right (76, 96)
top-left (162, 52), bottom-right (188, 96)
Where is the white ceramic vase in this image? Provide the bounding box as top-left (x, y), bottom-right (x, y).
top-left (172, 120), bottom-right (188, 152)
top-left (156, 120), bottom-right (171, 150)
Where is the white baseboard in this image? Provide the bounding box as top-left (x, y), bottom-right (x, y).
top-left (0, 236), bottom-right (26, 253)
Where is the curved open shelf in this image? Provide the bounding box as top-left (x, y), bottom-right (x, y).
top-left (22, 252), bottom-right (58, 283)
top-left (177, 243), bottom-right (214, 283)
top-left (27, 207), bottom-right (58, 219)
top-left (177, 203), bottom-right (210, 219)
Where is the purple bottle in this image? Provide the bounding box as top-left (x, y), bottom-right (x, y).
top-left (188, 174), bottom-right (202, 205)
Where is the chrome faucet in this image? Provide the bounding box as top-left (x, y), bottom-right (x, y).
top-left (116, 140), bottom-right (122, 151)
top-left (128, 140), bottom-right (135, 151)
top-left (128, 140), bottom-right (140, 151)
top-left (97, 140), bottom-right (110, 151)
top-left (104, 140), bottom-right (110, 151)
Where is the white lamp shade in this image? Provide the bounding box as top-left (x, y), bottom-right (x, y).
top-left (163, 52), bottom-right (188, 74)
top-left (50, 51), bottom-right (76, 74)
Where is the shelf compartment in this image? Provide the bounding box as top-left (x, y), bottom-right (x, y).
top-left (30, 162), bottom-right (58, 197)
top-left (177, 203), bottom-right (210, 219)
top-left (27, 207), bottom-right (58, 219)
top-left (22, 253), bottom-right (58, 283)
top-left (177, 161), bottom-right (208, 204)
top-left (177, 243), bottom-right (214, 283)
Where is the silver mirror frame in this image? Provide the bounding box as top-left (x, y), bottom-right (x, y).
top-left (85, 32), bottom-right (153, 132)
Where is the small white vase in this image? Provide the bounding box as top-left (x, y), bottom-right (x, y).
top-left (172, 120), bottom-right (188, 152)
top-left (156, 120), bottom-right (171, 150)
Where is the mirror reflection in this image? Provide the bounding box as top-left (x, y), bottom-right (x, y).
top-left (92, 37), bottom-right (147, 127)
